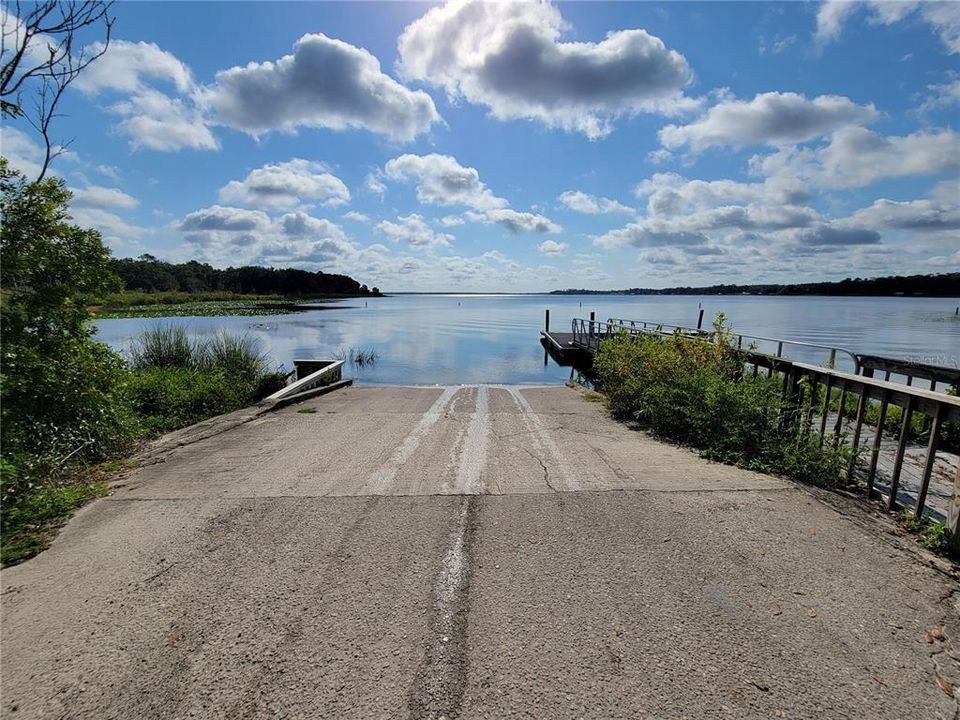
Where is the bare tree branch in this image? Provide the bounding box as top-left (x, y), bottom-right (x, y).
top-left (0, 0), bottom-right (113, 180)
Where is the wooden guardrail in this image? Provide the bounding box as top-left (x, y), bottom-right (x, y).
top-left (858, 354), bottom-right (960, 391)
top-left (573, 318), bottom-right (960, 554)
top-left (783, 362), bottom-right (959, 543)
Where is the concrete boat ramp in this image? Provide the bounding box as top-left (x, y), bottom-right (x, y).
top-left (2, 385), bottom-right (959, 719)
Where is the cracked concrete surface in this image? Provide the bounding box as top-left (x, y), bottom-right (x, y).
top-left (2, 384), bottom-right (958, 719)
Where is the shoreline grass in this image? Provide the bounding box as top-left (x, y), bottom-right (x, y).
top-left (333, 347), bottom-right (381, 368)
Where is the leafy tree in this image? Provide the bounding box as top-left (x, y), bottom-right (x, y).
top-left (0, 159), bottom-right (134, 502)
top-left (109, 255), bottom-right (376, 296)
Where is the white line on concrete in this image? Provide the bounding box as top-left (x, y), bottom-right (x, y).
top-left (412, 387), bottom-right (491, 714)
top-left (455, 385), bottom-right (489, 495)
top-left (363, 386), bottom-right (459, 494)
top-left (436, 498), bottom-right (470, 630)
top-left (506, 386), bottom-right (581, 491)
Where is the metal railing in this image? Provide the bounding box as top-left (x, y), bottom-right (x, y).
top-left (576, 317), bottom-right (960, 392)
top-left (602, 317), bottom-right (861, 372)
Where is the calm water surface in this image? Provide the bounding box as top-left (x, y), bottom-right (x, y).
top-left (95, 294), bottom-right (960, 385)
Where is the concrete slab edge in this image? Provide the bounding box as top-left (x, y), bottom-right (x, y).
top-left (794, 482), bottom-right (960, 580)
top-left (131, 379), bottom-right (353, 467)
top-left (266, 378), bottom-right (354, 409)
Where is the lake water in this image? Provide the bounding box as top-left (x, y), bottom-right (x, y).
top-left (95, 294), bottom-right (960, 385)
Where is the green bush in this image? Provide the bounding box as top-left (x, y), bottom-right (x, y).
top-left (0, 163), bottom-right (294, 565)
top-left (594, 315), bottom-right (852, 487)
top-left (126, 367), bottom-right (252, 434)
top-left (202, 331), bottom-right (270, 381)
top-left (0, 161), bottom-right (138, 505)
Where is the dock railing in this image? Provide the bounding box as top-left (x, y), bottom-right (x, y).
top-left (569, 316), bottom-right (960, 554)
top-left (602, 317), bottom-right (861, 373)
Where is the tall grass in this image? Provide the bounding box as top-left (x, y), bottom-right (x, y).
top-left (125, 325), bottom-right (286, 434)
top-left (203, 332), bottom-right (270, 381)
top-left (128, 325), bottom-right (196, 369)
top-left (128, 325), bottom-right (270, 378)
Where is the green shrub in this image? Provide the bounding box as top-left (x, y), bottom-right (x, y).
top-left (125, 326), bottom-right (286, 434)
top-left (126, 367), bottom-right (251, 434)
top-left (594, 314), bottom-right (852, 488)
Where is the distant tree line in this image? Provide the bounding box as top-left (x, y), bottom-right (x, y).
top-left (552, 273), bottom-right (959, 298)
top-left (111, 255), bottom-right (380, 296)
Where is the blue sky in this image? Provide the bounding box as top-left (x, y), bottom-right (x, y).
top-left (3, 0), bottom-right (958, 291)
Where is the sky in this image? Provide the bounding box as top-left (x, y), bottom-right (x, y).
top-left (2, 0), bottom-right (958, 292)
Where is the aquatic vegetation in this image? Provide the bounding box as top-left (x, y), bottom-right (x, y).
top-left (94, 299), bottom-right (304, 319)
top-left (333, 347), bottom-right (381, 367)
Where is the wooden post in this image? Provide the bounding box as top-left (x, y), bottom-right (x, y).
top-left (697, 308), bottom-right (705, 330)
top-left (914, 405), bottom-right (946, 518)
top-left (544, 308), bottom-right (550, 333)
top-left (803, 377), bottom-right (819, 435)
top-left (949, 460), bottom-right (960, 558)
top-left (832, 381), bottom-right (848, 448)
top-left (847, 387), bottom-right (869, 481)
top-left (779, 367), bottom-right (802, 430)
top-left (589, 311), bottom-right (595, 339)
top-left (866, 390), bottom-right (889, 495)
top-left (887, 396), bottom-right (915, 510)
top-left (819, 376), bottom-right (834, 445)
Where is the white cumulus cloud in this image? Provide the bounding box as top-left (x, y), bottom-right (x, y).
top-left (538, 239), bottom-right (568, 255)
top-left (384, 153), bottom-right (506, 210)
top-left (376, 214), bottom-right (454, 248)
top-left (179, 205), bottom-right (271, 232)
top-left (69, 185), bottom-right (139, 210)
top-left (382, 153), bottom-right (560, 233)
top-left (815, 1), bottom-right (960, 54)
top-left (397, 0), bottom-right (696, 139)
top-left (558, 190), bottom-right (634, 215)
top-left (659, 92), bottom-right (877, 152)
top-left (200, 33), bottom-right (440, 142)
top-left (750, 127), bottom-right (960, 189)
top-left (75, 40), bottom-right (194, 94)
top-left (219, 159), bottom-right (350, 209)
